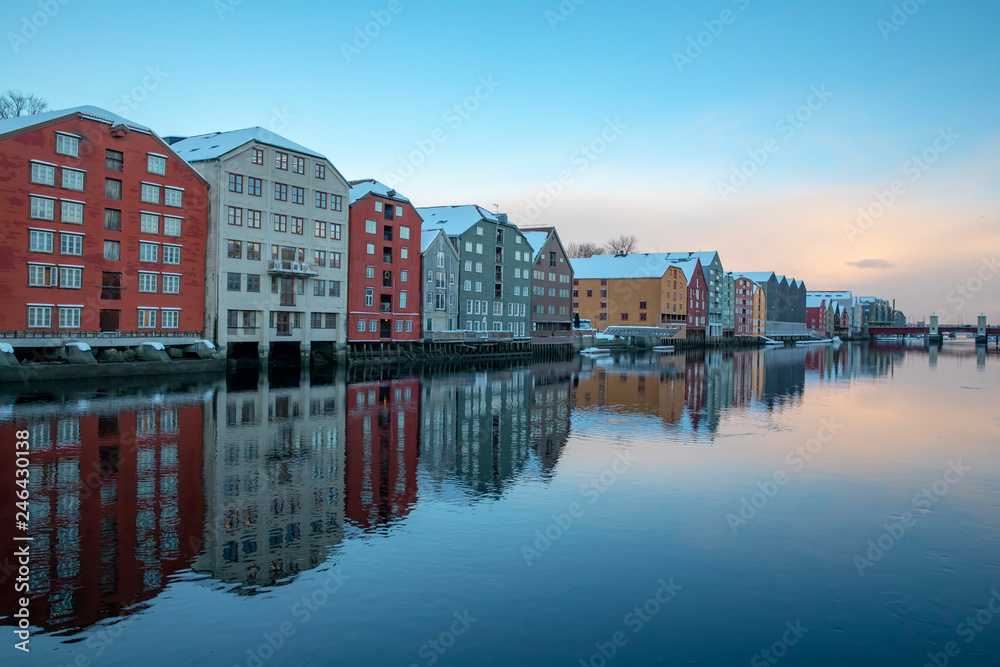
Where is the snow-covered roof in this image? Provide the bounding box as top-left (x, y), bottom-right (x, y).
top-left (420, 227), bottom-right (453, 254)
top-left (417, 205), bottom-right (510, 237)
top-left (806, 295), bottom-right (828, 308)
top-left (0, 105), bottom-right (154, 137)
top-left (570, 253), bottom-right (674, 280)
top-left (349, 178), bottom-right (411, 205)
top-left (667, 257), bottom-right (701, 284)
top-left (520, 231), bottom-right (550, 261)
top-left (170, 127), bottom-right (326, 162)
top-left (731, 271), bottom-right (775, 285)
top-left (663, 251), bottom-right (720, 270)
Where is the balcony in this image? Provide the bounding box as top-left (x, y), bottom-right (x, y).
top-left (267, 260), bottom-right (317, 276)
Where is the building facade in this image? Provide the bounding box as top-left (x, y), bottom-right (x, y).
top-left (569, 254), bottom-right (687, 331)
top-left (722, 272), bottom-right (735, 336)
top-left (417, 206), bottom-right (531, 336)
top-left (170, 128), bottom-right (349, 361)
top-left (346, 180), bottom-right (422, 342)
top-left (521, 227), bottom-right (573, 332)
top-left (734, 275), bottom-right (763, 336)
top-left (665, 252), bottom-right (724, 337)
top-left (420, 228), bottom-right (460, 335)
top-left (0, 106), bottom-right (208, 347)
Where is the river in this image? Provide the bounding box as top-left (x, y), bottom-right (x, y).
top-left (1, 342), bottom-right (998, 666)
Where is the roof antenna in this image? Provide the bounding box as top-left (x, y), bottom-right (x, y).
top-left (492, 203), bottom-right (499, 214)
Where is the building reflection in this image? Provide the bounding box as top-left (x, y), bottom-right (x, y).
top-left (196, 375), bottom-right (346, 588)
top-left (344, 379), bottom-right (420, 530)
top-left (528, 362), bottom-right (576, 475)
top-left (419, 367), bottom-right (536, 498)
top-left (0, 382), bottom-right (212, 632)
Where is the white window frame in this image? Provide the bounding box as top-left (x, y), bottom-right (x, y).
top-left (164, 216), bottom-right (182, 236)
top-left (30, 196), bottom-right (55, 220)
top-left (58, 266), bottom-right (82, 289)
top-left (161, 309), bottom-right (180, 329)
top-left (30, 162), bottom-right (56, 186)
top-left (162, 274), bottom-right (181, 294)
top-left (366, 218), bottom-right (377, 234)
top-left (137, 308), bottom-right (157, 329)
top-left (164, 187), bottom-right (183, 207)
top-left (60, 200), bottom-right (84, 224)
top-left (163, 245), bottom-right (181, 265)
top-left (55, 133), bottom-right (79, 157)
top-left (60, 233), bottom-right (83, 256)
top-left (138, 272), bottom-right (158, 293)
top-left (29, 229), bottom-right (54, 253)
top-left (147, 154), bottom-right (167, 175)
top-left (139, 242), bottom-right (159, 263)
top-left (140, 183), bottom-right (160, 204)
top-left (400, 225), bottom-right (410, 239)
top-left (61, 168), bottom-right (85, 191)
top-left (27, 305), bottom-right (52, 328)
top-left (140, 213), bottom-right (160, 234)
top-left (58, 306), bottom-right (81, 329)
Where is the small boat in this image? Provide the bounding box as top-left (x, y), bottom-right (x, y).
top-left (796, 338), bottom-right (835, 345)
top-left (760, 337), bottom-right (784, 346)
top-left (652, 345), bottom-right (675, 353)
top-left (580, 347), bottom-right (611, 356)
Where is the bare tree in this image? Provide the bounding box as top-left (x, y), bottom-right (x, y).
top-left (567, 241), bottom-right (605, 258)
top-left (604, 234), bottom-right (639, 256)
top-left (0, 90), bottom-right (49, 119)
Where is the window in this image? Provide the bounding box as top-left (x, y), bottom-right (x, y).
top-left (104, 240), bottom-right (120, 261)
top-left (59, 233), bottom-right (82, 256)
top-left (139, 242), bottom-right (158, 262)
top-left (227, 206), bottom-right (243, 226)
top-left (401, 247), bottom-right (408, 260)
top-left (104, 208), bottom-right (121, 231)
top-left (163, 246), bottom-right (180, 264)
top-left (61, 201), bottom-right (83, 224)
top-left (315, 164), bottom-right (326, 179)
top-left (601, 289), bottom-right (607, 298)
top-left (162, 275), bottom-right (180, 294)
top-left (247, 209), bottom-right (261, 228)
top-left (228, 239), bottom-right (242, 259)
top-left (164, 216), bottom-right (181, 236)
top-left (28, 264), bottom-right (56, 286)
top-left (365, 218), bottom-right (376, 234)
top-left (331, 252), bottom-right (341, 268)
top-left (291, 156), bottom-right (305, 174)
top-left (316, 192), bottom-right (327, 209)
top-left (357, 319), bottom-right (366, 332)
top-left (227, 273), bottom-right (241, 291)
top-left (28, 306), bottom-right (52, 328)
top-left (248, 177), bottom-right (262, 196)
top-left (475, 262), bottom-right (483, 273)
top-left (290, 216), bottom-right (304, 234)
top-left (105, 178), bottom-right (122, 200)
top-left (331, 223), bottom-right (342, 240)
top-left (164, 188), bottom-right (182, 207)
top-left (400, 270), bottom-right (408, 282)
top-left (621, 313), bottom-right (629, 321)
top-left (161, 310), bottom-right (179, 328)
top-left (639, 300), bottom-right (647, 310)
top-left (55, 133), bottom-right (79, 157)
top-left (291, 186), bottom-right (304, 205)
top-left (30, 196), bottom-right (55, 220)
top-left (314, 220), bottom-right (326, 238)
top-left (273, 214), bottom-right (287, 232)
top-left (274, 183), bottom-right (287, 201)
top-left (639, 313), bottom-right (647, 321)
top-left (62, 168), bottom-right (84, 191)
top-left (251, 148), bottom-right (264, 165)
top-left (366, 242), bottom-right (375, 255)
top-left (138, 273), bottom-right (158, 292)
top-left (396, 320), bottom-right (403, 333)
top-left (101, 147), bottom-right (123, 171)
top-left (137, 309), bottom-right (156, 328)
top-left (275, 152), bottom-right (288, 170)
top-left (141, 183), bottom-right (160, 204)
top-left (247, 274), bottom-right (260, 292)
top-left (400, 291), bottom-right (407, 308)
top-left (140, 213), bottom-right (159, 234)
top-left (476, 243), bottom-right (483, 254)
top-left (463, 279), bottom-right (472, 291)
top-left (31, 162), bottom-right (56, 186)
top-left (364, 288), bottom-right (373, 307)
top-left (144, 153), bottom-right (166, 175)
top-left (331, 194), bottom-right (343, 211)
top-left (549, 251), bottom-right (557, 267)
top-left (314, 280), bottom-right (326, 296)
top-left (314, 250), bottom-right (326, 267)
top-left (246, 242), bottom-right (261, 260)
top-left (229, 173), bottom-right (244, 193)
top-left (330, 281), bottom-right (341, 297)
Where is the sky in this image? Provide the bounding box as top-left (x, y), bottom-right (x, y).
top-left (2, 0), bottom-right (998, 322)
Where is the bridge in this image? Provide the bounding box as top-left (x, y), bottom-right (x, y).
top-left (868, 326), bottom-right (1000, 336)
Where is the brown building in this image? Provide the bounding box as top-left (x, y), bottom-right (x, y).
top-left (570, 254), bottom-right (687, 332)
top-left (521, 227), bottom-right (573, 332)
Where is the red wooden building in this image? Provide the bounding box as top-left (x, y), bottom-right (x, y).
top-left (0, 106), bottom-right (209, 342)
top-left (346, 180), bottom-right (422, 342)
top-left (671, 257), bottom-right (707, 336)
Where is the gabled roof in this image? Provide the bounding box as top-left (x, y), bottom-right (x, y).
top-left (667, 256), bottom-right (702, 285)
top-left (663, 251), bottom-right (721, 270)
top-left (0, 105), bottom-right (153, 138)
top-left (420, 227), bottom-right (458, 255)
top-left (731, 271), bottom-right (776, 284)
top-left (570, 253), bottom-right (673, 280)
top-left (416, 205), bottom-right (511, 237)
top-left (348, 178), bottom-right (411, 205)
top-left (170, 127), bottom-right (326, 162)
top-left (520, 231), bottom-right (550, 261)
top-left (806, 295), bottom-right (828, 308)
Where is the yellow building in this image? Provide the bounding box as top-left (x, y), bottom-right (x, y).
top-left (753, 284), bottom-right (766, 336)
top-left (571, 254), bottom-right (686, 332)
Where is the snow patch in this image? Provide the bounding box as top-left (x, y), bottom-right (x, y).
top-left (0, 342), bottom-right (14, 354)
top-left (142, 342), bottom-right (165, 351)
top-left (66, 342), bottom-right (91, 351)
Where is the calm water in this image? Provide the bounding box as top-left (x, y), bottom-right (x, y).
top-left (2, 342), bottom-right (999, 666)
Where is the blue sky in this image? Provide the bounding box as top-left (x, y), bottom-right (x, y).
top-left (3, 0), bottom-right (998, 320)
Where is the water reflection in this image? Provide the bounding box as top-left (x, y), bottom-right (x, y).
top-left (0, 342), bottom-right (991, 641)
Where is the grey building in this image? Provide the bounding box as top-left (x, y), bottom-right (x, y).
top-left (665, 252), bottom-right (725, 337)
top-left (733, 271), bottom-right (808, 335)
top-left (520, 227), bottom-right (574, 333)
top-left (416, 205), bottom-right (532, 336)
top-left (420, 228), bottom-right (460, 334)
top-left (171, 128), bottom-right (350, 362)
top-left (722, 272), bottom-right (735, 335)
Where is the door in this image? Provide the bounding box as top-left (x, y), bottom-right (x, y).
top-left (380, 319), bottom-right (392, 339)
top-left (275, 312), bottom-right (290, 336)
top-left (280, 278), bottom-right (295, 306)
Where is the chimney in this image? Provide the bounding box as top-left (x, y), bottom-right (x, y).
top-left (496, 213), bottom-right (508, 224)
